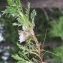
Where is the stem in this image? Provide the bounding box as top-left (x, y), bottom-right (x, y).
top-left (33, 34), bottom-right (44, 63)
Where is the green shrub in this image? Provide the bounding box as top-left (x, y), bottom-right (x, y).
top-left (52, 46), bottom-right (63, 63)
top-left (49, 16), bottom-right (63, 40)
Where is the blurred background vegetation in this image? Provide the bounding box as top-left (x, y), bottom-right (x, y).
top-left (0, 0), bottom-right (63, 63)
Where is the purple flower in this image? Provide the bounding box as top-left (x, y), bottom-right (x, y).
top-left (19, 29), bottom-right (34, 43)
top-left (19, 32), bottom-right (27, 43)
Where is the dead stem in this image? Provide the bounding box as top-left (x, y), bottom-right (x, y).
top-left (32, 35), bottom-right (44, 63)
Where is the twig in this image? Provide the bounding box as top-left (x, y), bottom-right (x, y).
top-left (42, 8), bottom-right (49, 21)
top-left (43, 49), bottom-right (60, 57)
top-left (42, 29), bottom-right (47, 48)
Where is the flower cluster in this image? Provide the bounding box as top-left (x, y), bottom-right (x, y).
top-left (19, 26), bottom-right (34, 43)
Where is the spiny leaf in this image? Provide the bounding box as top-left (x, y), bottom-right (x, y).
top-left (7, 0), bottom-right (15, 6)
top-left (31, 9), bottom-right (36, 22)
top-left (31, 9), bottom-right (36, 27)
top-left (25, 2), bottom-right (30, 18)
top-left (12, 54), bottom-right (25, 61)
top-left (17, 61), bottom-right (25, 63)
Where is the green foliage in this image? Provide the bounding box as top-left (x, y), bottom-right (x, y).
top-left (1, 0), bottom-right (63, 62)
top-left (4, 0), bottom-right (63, 63)
top-left (31, 9), bottom-right (36, 27)
top-left (49, 16), bottom-right (63, 40)
top-left (12, 41), bottom-right (40, 63)
top-left (3, 0), bottom-right (36, 30)
top-left (52, 46), bottom-right (63, 63)
top-left (3, 0), bottom-right (39, 63)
